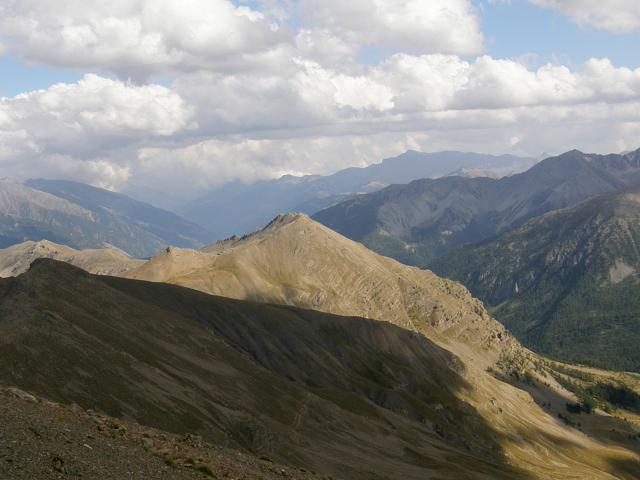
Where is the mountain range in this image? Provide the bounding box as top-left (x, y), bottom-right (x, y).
top-left (313, 149), bottom-right (640, 266)
top-left (2, 150), bottom-right (640, 478)
top-left (180, 151), bottom-right (535, 239)
top-left (1, 218), bottom-right (639, 478)
top-left (0, 179), bottom-right (212, 258)
top-left (429, 186), bottom-right (640, 372)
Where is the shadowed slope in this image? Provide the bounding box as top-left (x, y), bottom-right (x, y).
top-left (0, 385), bottom-right (318, 480)
top-left (0, 259), bottom-right (535, 480)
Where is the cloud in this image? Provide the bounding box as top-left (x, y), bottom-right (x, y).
top-left (2, 54), bottom-right (640, 205)
top-left (0, 0), bottom-right (288, 79)
top-left (1, 74), bottom-right (193, 156)
top-left (530, 0), bottom-right (640, 32)
top-left (0, 74), bottom-right (192, 190)
top-left (0, 0), bottom-right (639, 207)
top-left (299, 0), bottom-right (483, 55)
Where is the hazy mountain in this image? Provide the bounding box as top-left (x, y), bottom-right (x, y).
top-left (180, 151), bottom-right (534, 239)
top-left (313, 149), bottom-right (640, 266)
top-left (0, 240), bottom-right (143, 277)
top-left (0, 179), bottom-right (212, 257)
top-left (429, 187), bottom-right (640, 372)
top-left (27, 179), bottom-right (213, 251)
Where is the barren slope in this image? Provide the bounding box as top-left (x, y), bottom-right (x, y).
top-left (0, 259), bottom-right (543, 480)
top-left (0, 240), bottom-right (143, 277)
top-left (124, 214), bottom-right (640, 478)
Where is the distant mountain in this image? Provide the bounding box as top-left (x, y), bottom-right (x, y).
top-left (313, 149), bottom-right (640, 266)
top-left (0, 240), bottom-right (143, 277)
top-left (180, 151), bottom-right (534, 239)
top-left (0, 179), bottom-right (212, 257)
top-left (429, 187), bottom-right (640, 372)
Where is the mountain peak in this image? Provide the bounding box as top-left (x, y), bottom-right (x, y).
top-left (263, 212), bottom-right (311, 230)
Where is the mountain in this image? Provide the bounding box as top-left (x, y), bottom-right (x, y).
top-left (0, 179), bottom-right (212, 257)
top-left (428, 186), bottom-right (640, 372)
top-left (0, 260), bottom-right (533, 479)
top-left (180, 151), bottom-right (534, 239)
top-left (0, 240), bottom-right (143, 277)
top-left (125, 213), bottom-right (516, 365)
top-left (123, 215), bottom-right (640, 473)
top-left (2, 259), bottom-right (639, 479)
top-left (312, 149), bottom-right (640, 266)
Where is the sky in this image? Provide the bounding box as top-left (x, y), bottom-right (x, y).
top-left (1, 0), bottom-right (639, 207)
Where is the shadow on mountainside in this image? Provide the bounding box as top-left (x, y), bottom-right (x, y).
top-left (0, 260), bottom-right (635, 478)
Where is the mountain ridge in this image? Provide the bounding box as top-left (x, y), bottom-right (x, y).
top-left (312, 148), bottom-right (640, 265)
top-left (0, 179), bottom-right (212, 257)
top-left (180, 150), bottom-right (535, 239)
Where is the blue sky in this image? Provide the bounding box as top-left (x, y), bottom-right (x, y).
top-left (479, 0), bottom-right (640, 68)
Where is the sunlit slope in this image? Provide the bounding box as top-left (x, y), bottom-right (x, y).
top-left (0, 239), bottom-right (143, 277)
top-left (125, 213), bottom-right (640, 478)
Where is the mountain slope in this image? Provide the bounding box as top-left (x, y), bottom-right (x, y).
top-left (2, 260), bottom-right (639, 478)
top-left (0, 240), bottom-right (143, 277)
top-left (180, 151), bottom-right (534, 239)
top-left (26, 179), bottom-right (213, 253)
top-left (122, 214), bottom-right (640, 477)
top-left (312, 149), bottom-right (640, 265)
top-left (429, 187), bottom-right (640, 372)
top-left (125, 213), bottom-right (515, 366)
top-left (0, 179), bottom-right (211, 257)
top-left (0, 385), bottom-right (315, 480)
top-left (0, 259), bottom-right (537, 480)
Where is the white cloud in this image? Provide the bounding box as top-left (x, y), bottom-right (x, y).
top-left (530, 0), bottom-right (640, 32)
top-left (0, 0), bottom-right (288, 79)
top-left (1, 74), bottom-right (192, 157)
top-left (0, 74), bottom-right (192, 190)
top-left (299, 0), bottom-right (483, 55)
top-left (2, 54), bottom-right (640, 205)
top-left (0, 0), bottom-right (639, 206)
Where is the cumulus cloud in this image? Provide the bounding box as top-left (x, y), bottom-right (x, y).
top-left (0, 0), bottom-right (639, 206)
top-left (299, 0), bottom-right (483, 55)
top-left (530, 0), bottom-right (640, 33)
top-left (2, 54), bottom-right (640, 205)
top-left (0, 74), bottom-right (193, 190)
top-left (1, 74), bottom-right (192, 157)
top-left (0, 0), bottom-right (288, 79)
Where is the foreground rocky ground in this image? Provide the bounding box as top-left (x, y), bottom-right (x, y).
top-left (0, 386), bottom-right (319, 480)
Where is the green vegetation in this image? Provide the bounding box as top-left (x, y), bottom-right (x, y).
top-left (430, 188), bottom-right (640, 372)
top-left (361, 230), bottom-right (435, 266)
top-left (548, 365), bottom-right (640, 414)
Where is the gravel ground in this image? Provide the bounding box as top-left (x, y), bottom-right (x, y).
top-left (0, 386), bottom-right (323, 480)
